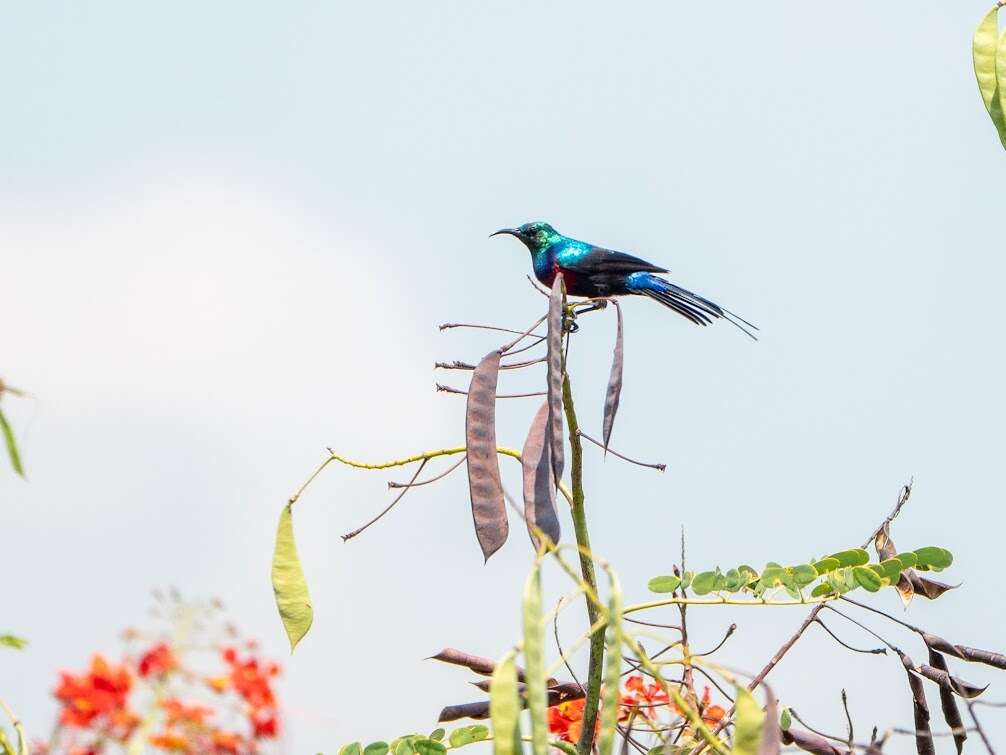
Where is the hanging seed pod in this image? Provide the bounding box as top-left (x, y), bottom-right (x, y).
top-left (546, 274), bottom-right (566, 485)
top-left (973, 5), bottom-right (1006, 148)
top-left (602, 300), bottom-right (624, 455)
top-left (926, 650), bottom-right (966, 755)
top-left (522, 400), bottom-right (560, 549)
top-left (465, 350), bottom-right (508, 561)
top-left (899, 652), bottom-right (935, 755)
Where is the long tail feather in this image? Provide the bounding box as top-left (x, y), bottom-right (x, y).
top-left (633, 274), bottom-right (758, 340)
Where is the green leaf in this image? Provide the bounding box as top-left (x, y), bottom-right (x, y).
top-left (723, 569), bottom-right (745, 592)
top-left (974, 5), bottom-right (1006, 149)
top-left (780, 707), bottom-right (792, 731)
top-left (812, 557), bottom-right (840, 575)
top-left (448, 726), bottom-right (488, 748)
top-left (827, 549), bottom-right (869, 568)
top-left (791, 564), bottom-right (818, 587)
top-left (339, 744), bottom-right (363, 755)
top-left (647, 575), bottom-right (681, 594)
top-left (413, 740), bottom-right (446, 755)
top-left (522, 566), bottom-right (548, 755)
top-left (428, 730), bottom-right (445, 743)
top-left (271, 503), bottom-right (313, 652)
top-left (853, 565), bottom-right (882, 592)
top-left (913, 547), bottom-right (953, 571)
top-left (365, 743), bottom-right (390, 755)
top-left (0, 409), bottom-right (24, 478)
top-left (810, 583), bottom-right (833, 598)
top-left (876, 558), bottom-right (904, 582)
top-left (732, 686), bottom-right (765, 755)
top-left (894, 552), bottom-right (918, 568)
top-left (489, 649), bottom-right (520, 755)
top-left (393, 739), bottom-right (414, 755)
top-left (738, 564), bottom-right (759, 584)
top-left (551, 742), bottom-right (578, 755)
top-left (0, 636), bottom-right (27, 651)
top-left (691, 571), bottom-right (720, 596)
top-left (596, 572), bottom-right (623, 755)
top-left (680, 571), bottom-right (693, 589)
top-left (758, 566), bottom-right (786, 590)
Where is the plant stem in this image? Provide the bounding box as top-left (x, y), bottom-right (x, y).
top-left (563, 372), bottom-right (604, 755)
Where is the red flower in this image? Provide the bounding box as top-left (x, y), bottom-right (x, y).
top-left (249, 707), bottom-right (278, 738)
top-left (546, 698), bottom-right (598, 744)
top-left (620, 675), bottom-right (670, 720)
top-left (698, 687), bottom-right (726, 726)
top-left (222, 648), bottom-right (279, 710)
top-left (54, 655), bottom-right (134, 732)
top-left (138, 643), bottom-right (177, 678)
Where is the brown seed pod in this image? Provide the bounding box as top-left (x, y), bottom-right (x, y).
top-left (926, 649), bottom-right (966, 755)
top-left (602, 300), bottom-right (623, 454)
top-left (465, 350), bottom-right (508, 561)
top-left (522, 400), bottom-right (560, 550)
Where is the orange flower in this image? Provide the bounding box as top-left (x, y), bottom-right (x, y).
top-left (698, 687), bottom-right (726, 726)
top-left (161, 698), bottom-right (215, 728)
top-left (54, 655), bottom-right (133, 731)
top-left (149, 730), bottom-right (191, 752)
top-left (138, 643), bottom-right (177, 678)
top-left (205, 675), bottom-right (231, 693)
top-left (211, 730), bottom-right (246, 754)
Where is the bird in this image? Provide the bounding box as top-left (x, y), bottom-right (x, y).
top-left (491, 221), bottom-right (757, 339)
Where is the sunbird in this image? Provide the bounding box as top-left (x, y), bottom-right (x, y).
top-left (491, 221), bottom-right (756, 339)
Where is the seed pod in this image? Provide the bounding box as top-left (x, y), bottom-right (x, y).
top-left (439, 702), bottom-right (491, 722)
top-left (522, 400), bottom-right (560, 549)
top-left (429, 648), bottom-right (497, 677)
top-left (602, 300), bottom-right (624, 455)
top-left (973, 5), bottom-right (1006, 148)
top-left (899, 652), bottom-right (935, 755)
top-left (546, 274), bottom-right (566, 484)
top-left (759, 685), bottom-right (781, 755)
top-left (926, 650), bottom-right (966, 755)
top-left (780, 728), bottom-right (850, 755)
top-left (916, 664), bottom-right (988, 699)
top-left (465, 350), bottom-right (508, 561)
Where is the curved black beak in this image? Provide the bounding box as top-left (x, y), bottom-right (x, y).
top-left (490, 228), bottom-right (519, 239)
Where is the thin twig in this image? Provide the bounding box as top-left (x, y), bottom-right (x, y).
top-left (821, 606), bottom-right (901, 654)
top-left (814, 619), bottom-right (887, 655)
top-left (841, 689), bottom-right (854, 750)
top-left (578, 430), bottom-right (666, 472)
top-left (967, 701), bottom-right (996, 755)
top-left (789, 709), bottom-right (855, 746)
top-left (435, 357), bottom-right (546, 371)
top-left (693, 624), bottom-right (737, 657)
top-left (623, 617), bottom-right (682, 631)
top-left (436, 383), bottom-right (546, 399)
top-left (439, 322), bottom-right (545, 338)
top-left (388, 456), bottom-right (466, 489)
top-left (341, 459), bottom-right (428, 541)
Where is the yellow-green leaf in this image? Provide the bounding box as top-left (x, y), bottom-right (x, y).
top-left (0, 409), bottom-right (24, 478)
top-left (853, 565), bottom-right (882, 593)
top-left (732, 686), bottom-right (765, 755)
top-left (489, 649), bottom-right (520, 755)
top-left (974, 6), bottom-right (1006, 148)
top-left (522, 566), bottom-right (547, 755)
top-left (596, 572), bottom-right (623, 755)
top-left (271, 503), bottom-right (313, 652)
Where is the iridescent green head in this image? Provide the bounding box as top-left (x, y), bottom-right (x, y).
top-left (490, 221), bottom-right (560, 252)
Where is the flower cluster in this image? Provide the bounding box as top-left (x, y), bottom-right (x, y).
top-left (547, 677), bottom-right (726, 745)
top-left (36, 596), bottom-right (282, 755)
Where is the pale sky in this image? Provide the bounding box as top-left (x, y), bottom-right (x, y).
top-left (2, 3), bottom-right (1005, 753)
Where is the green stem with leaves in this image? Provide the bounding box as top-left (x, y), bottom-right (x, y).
top-left (562, 372), bottom-right (604, 755)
